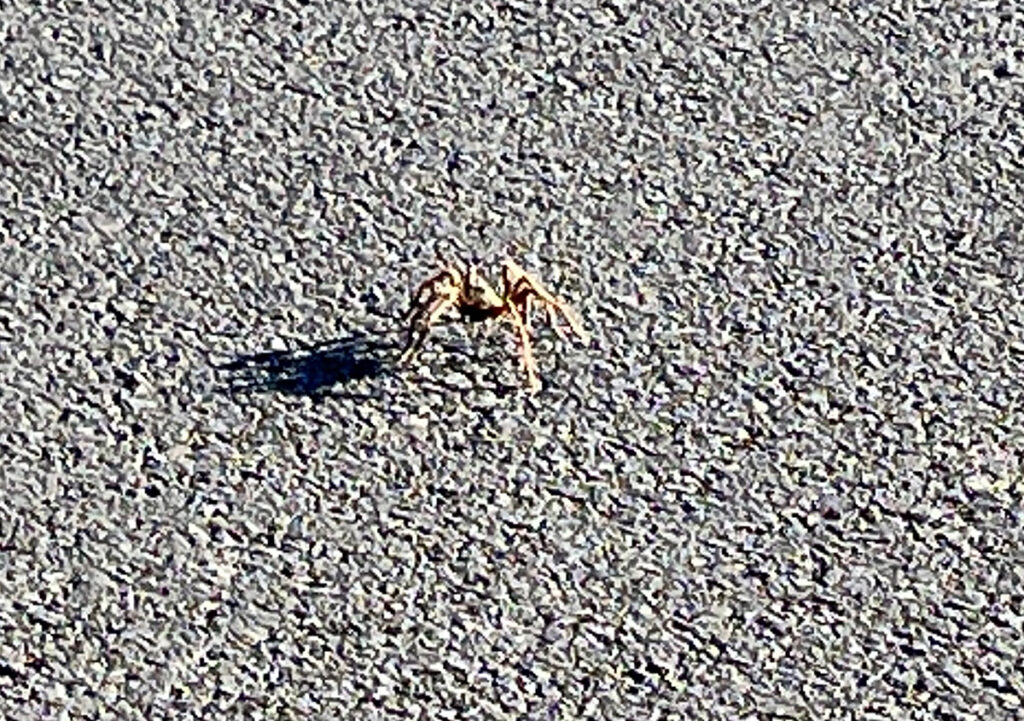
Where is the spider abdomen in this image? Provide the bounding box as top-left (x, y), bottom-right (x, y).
top-left (459, 304), bottom-right (505, 322)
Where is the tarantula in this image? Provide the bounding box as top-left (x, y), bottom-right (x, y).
top-left (399, 257), bottom-right (589, 391)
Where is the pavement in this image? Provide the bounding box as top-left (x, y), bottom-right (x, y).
top-left (2, 1), bottom-right (1023, 719)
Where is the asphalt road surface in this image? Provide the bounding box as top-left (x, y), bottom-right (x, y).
top-left (2, 1), bottom-right (1023, 719)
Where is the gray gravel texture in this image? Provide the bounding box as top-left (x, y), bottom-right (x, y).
top-left (2, 1), bottom-right (1024, 719)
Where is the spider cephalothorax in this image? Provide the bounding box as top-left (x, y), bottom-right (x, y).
top-left (400, 257), bottom-right (588, 391)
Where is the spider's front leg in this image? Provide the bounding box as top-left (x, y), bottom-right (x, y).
top-left (504, 301), bottom-right (541, 391)
top-left (501, 260), bottom-right (535, 330)
top-left (501, 259), bottom-right (588, 343)
top-left (404, 270), bottom-right (452, 323)
top-left (399, 269), bottom-right (462, 364)
top-left (400, 296), bottom-right (456, 364)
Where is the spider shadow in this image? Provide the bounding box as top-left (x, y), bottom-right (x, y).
top-left (212, 331), bottom-right (399, 399)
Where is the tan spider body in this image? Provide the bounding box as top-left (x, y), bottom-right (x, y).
top-left (400, 258), bottom-right (588, 391)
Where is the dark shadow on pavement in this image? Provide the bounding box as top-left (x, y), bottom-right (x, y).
top-left (213, 332), bottom-right (399, 398)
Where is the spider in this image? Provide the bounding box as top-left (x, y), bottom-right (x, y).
top-left (399, 257), bottom-right (589, 391)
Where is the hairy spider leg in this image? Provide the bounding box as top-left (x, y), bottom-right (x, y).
top-left (500, 260), bottom-right (535, 329)
top-left (400, 270), bottom-right (461, 363)
top-left (400, 295), bottom-right (457, 363)
top-left (403, 269), bottom-right (460, 324)
top-left (503, 261), bottom-right (587, 343)
top-left (504, 300), bottom-right (540, 391)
